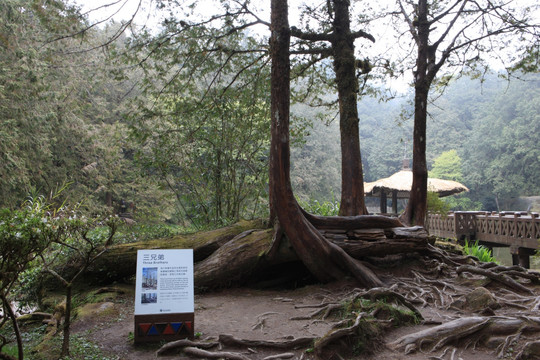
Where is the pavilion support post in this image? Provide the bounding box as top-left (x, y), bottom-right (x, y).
top-left (510, 245), bottom-right (535, 269)
top-left (392, 190), bottom-right (398, 215)
top-left (380, 192), bottom-right (387, 214)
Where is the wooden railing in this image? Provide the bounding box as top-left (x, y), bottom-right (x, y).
top-left (427, 211), bottom-right (540, 268)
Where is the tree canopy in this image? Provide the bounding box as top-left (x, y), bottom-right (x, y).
top-left (0, 0), bottom-right (538, 222)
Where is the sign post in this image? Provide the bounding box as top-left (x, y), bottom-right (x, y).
top-left (134, 249), bottom-right (194, 343)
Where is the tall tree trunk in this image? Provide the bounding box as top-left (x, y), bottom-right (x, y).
top-left (401, 0), bottom-right (429, 226)
top-left (270, 0), bottom-right (382, 288)
top-left (332, 0), bottom-right (368, 216)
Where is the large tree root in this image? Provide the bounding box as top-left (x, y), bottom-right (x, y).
top-left (156, 334), bottom-right (316, 358)
top-left (291, 303), bottom-right (342, 320)
top-left (516, 340), bottom-right (540, 360)
top-left (219, 334), bottom-right (316, 349)
top-left (155, 339), bottom-right (218, 355)
top-left (313, 311), bottom-right (366, 356)
top-left (390, 316), bottom-right (540, 355)
top-left (457, 265), bottom-right (534, 294)
top-left (349, 287), bottom-right (424, 321)
top-left (183, 347), bottom-right (251, 360)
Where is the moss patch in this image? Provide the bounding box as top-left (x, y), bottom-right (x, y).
top-left (76, 302), bottom-right (116, 320)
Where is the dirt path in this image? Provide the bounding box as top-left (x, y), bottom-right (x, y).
top-left (73, 273), bottom-right (538, 360)
top-left (84, 283), bottom-right (343, 360)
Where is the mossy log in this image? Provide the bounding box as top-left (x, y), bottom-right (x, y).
top-left (81, 218), bottom-right (431, 290)
top-left (86, 219), bottom-right (266, 283)
top-left (195, 229), bottom-right (299, 290)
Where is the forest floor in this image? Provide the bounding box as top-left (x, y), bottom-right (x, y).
top-left (64, 257), bottom-right (540, 360)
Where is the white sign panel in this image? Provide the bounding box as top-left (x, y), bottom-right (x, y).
top-left (134, 249), bottom-right (194, 315)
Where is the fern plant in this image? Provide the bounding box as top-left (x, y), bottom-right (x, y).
top-left (463, 240), bottom-right (498, 263)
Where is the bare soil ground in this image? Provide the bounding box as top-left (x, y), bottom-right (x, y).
top-left (71, 259), bottom-right (540, 360)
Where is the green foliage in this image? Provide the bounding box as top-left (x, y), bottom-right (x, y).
top-left (430, 150), bottom-right (464, 182)
top-left (463, 240), bottom-right (498, 263)
top-left (0, 193), bottom-right (60, 358)
top-left (110, 223), bottom-right (186, 244)
top-left (0, 190), bottom-right (120, 358)
top-left (0, 199), bottom-right (50, 294)
top-left (291, 73), bottom-right (540, 213)
top-left (31, 331), bottom-right (119, 360)
top-left (298, 197), bottom-right (340, 216)
top-left (0, 323), bottom-right (48, 358)
top-left (429, 150), bottom-right (482, 211)
top-left (427, 191), bottom-right (451, 215)
top-left (1, 0), bottom-right (538, 227)
top-left (462, 73), bottom-right (540, 210)
top-left (126, 27), bottom-right (273, 227)
top-left (0, 1), bottom-right (171, 222)
top-left (0, 0), bottom-right (90, 208)
top-left (442, 194), bottom-right (483, 212)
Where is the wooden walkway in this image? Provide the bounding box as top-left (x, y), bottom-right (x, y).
top-left (427, 211), bottom-right (540, 268)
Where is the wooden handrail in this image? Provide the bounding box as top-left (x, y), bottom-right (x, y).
top-left (427, 211), bottom-right (539, 251)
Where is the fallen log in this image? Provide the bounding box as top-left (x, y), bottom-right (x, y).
top-left (194, 229), bottom-right (298, 290)
top-left (83, 219), bottom-right (266, 283)
top-left (77, 217), bottom-right (432, 290)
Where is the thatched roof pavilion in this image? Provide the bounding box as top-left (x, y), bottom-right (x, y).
top-left (364, 162), bottom-right (469, 214)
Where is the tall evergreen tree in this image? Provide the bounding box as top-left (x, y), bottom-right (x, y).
top-left (393, 0), bottom-right (539, 225)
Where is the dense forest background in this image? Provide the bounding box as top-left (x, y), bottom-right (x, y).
top-left (292, 74), bottom-right (540, 213)
top-left (1, 0), bottom-right (539, 229)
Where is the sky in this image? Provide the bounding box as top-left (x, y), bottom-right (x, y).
top-left (71, 0), bottom-right (538, 94)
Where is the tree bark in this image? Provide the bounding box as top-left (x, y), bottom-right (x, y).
top-left (270, 0), bottom-right (382, 288)
top-left (401, 0), bottom-right (429, 226)
top-left (194, 229), bottom-right (298, 290)
top-left (332, 0), bottom-right (368, 216)
top-left (60, 284), bottom-right (72, 357)
top-left (1, 294), bottom-right (24, 360)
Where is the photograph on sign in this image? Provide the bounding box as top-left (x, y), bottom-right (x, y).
top-left (134, 249), bottom-right (194, 315)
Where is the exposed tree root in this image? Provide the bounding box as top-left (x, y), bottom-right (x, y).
top-left (515, 340), bottom-right (540, 360)
top-left (291, 303), bottom-right (341, 320)
top-left (150, 222), bottom-right (540, 360)
top-left (219, 334), bottom-right (316, 349)
top-left (156, 339), bottom-right (218, 355)
top-left (391, 316), bottom-right (540, 355)
top-left (314, 311), bottom-right (366, 356)
top-left (252, 312), bottom-right (281, 330)
top-left (16, 311), bottom-right (52, 324)
top-left (183, 346), bottom-right (251, 360)
top-left (350, 287), bottom-right (424, 321)
top-left (262, 353), bottom-right (295, 359)
top-left (456, 265), bottom-right (534, 294)
top-left (156, 333), bottom-right (316, 358)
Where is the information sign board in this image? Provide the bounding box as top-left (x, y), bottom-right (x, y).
top-left (134, 249), bottom-right (194, 343)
